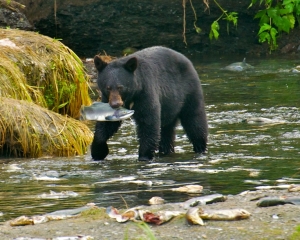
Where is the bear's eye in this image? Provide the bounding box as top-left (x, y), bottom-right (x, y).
top-left (106, 86), bottom-right (111, 91)
top-left (117, 85), bottom-right (124, 91)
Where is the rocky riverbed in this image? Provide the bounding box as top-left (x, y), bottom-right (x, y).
top-left (1, 188), bottom-right (300, 240)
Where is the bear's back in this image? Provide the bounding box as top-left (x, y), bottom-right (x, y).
top-left (127, 46), bottom-right (199, 87)
top-left (132, 46), bottom-right (191, 66)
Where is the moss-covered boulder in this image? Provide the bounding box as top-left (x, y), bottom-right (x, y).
top-left (0, 28), bottom-right (92, 118)
top-left (0, 97), bottom-right (93, 158)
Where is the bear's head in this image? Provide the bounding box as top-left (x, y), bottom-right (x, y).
top-left (94, 55), bottom-right (138, 109)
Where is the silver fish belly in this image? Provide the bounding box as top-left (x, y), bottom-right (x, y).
top-left (80, 102), bottom-right (134, 121)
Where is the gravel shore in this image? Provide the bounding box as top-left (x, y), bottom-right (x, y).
top-left (1, 189), bottom-right (300, 240)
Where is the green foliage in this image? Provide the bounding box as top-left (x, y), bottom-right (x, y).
top-left (184, 0), bottom-right (300, 53)
top-left (209, 21), bottom-right (220, 40)
top-left (209, 1), bottom-right (238, 40)
top-left (43, 76), bottom-right (77, 112)
top-left (249, 0), bottom-right (300, 51)
top-left (183, 0), bottom-right (237, 44)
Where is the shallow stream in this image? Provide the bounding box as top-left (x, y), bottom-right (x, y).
top-left (1, 55), bottom-right (300, 222)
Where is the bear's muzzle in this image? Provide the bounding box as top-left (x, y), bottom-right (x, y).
top-left (109, 90), bottom-right (124, 108)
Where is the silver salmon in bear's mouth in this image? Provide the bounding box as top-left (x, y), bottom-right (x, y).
top-left (80, 102), bottom-right (134, 121)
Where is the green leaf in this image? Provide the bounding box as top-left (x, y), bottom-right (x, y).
top-left (258, 31), bottom-right (271, 44)
top-left (287, 13), bottom-right (296, 29)
top-left (58, 101), bottom-right (69, 109)
top-left (272, 14), bottom-right (283, 27)
top-left (259, 14), bottom-right (270, 25)
top-left (254, 9), bottom-right (267, 19)
top-left (209, 21), bottom-right (220, 40)
top-left (296, 3), bottom-right (300, 15)
top-left (283, 3), bottom-right (295, 14)
top-left (223, 12), bottom-right (238, 27)
top-left (211, 21), bottom-right (220, 30)
top-left (212, 29), bottom-right (219, 39)
top-left (195, 26), bottom-right (201, 34)
top-left (265, 0), bottom-right (273, 7)
top-left (275, 16), bottom-right (292, 32)
top-left (279, 8), bottom-right (291, 15)
top-left (283, 0), bottom-right (292, 5)
top-left (270, 27), bottom-right (278, 40)
top-left (248, 0), bottom-right (259, 8)
top-left (270, 28), bottom-right (278, 49)
top-left (258, 23), bottom-right (271, 34)
top-left (267, 8), bottom-right (279, 18)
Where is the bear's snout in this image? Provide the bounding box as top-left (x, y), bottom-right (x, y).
top-left (109, 90), bottom-right (124, 108)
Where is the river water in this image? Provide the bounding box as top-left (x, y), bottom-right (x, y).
top-left (1, 55), bottom-right (300, 222)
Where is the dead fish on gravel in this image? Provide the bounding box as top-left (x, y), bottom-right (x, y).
top-left (106, 206), bottom-right (120, 219)
top-left (222, 58), bottom-right (254, 72)
top-left (107, 206), bottom-right (184, 225)
top-left (80, 102), bottom-right (134, 121)
top-left (10, 215), bottom-right (34, 226)
top-left (186, 207), bottom-right (204, 225)
top-left (139, 209), bottom-right (184, 225)
top-left (118, 208), bottom-right (139, 223)
top-left (171, 184), bottom-right (203, 194)
top-left (199, 208), bottom-right (251, 221)
top-left (10, 203), bottom-right (96, 226)
top-left (9, 214), bottom-right (75, 226)
top-left (180, 194), bottom-right (227, 209)
top-left (106, 206), bottom-right (140, 223)
top-left (256, 196), bottom-right (300, 207)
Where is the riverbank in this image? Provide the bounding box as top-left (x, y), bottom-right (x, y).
top-left (1, 188), bottom-right (300, 240)
top-left (15, 0), bottom-right (300, 58)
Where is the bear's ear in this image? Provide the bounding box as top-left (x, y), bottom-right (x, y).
top-left (124, 57), bottom-right (137, 72)
top-left (94, 55), bottom-right (107, 72)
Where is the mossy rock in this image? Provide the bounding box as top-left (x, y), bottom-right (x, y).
top-left (0, 28), bottom-right (92, 118)
top-left (0, 97), bottom-right (93, 157)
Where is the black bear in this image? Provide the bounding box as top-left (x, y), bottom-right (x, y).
top-left (91, 46), bottom-right (208, 161)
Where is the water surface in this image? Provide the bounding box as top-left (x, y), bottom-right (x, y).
top-left (1, 55), bottom-right (300, 221)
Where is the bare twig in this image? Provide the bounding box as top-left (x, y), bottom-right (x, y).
top-left (182, 0), bottom-right (187, 46)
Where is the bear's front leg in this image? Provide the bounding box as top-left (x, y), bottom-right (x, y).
top-left (135, 110), bottom-right (160, 161)
top-left (91, 121), bottom-right (121, 160)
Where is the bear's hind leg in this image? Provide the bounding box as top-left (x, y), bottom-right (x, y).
top-left (159, 120), bottom-right (177, 155)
